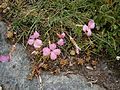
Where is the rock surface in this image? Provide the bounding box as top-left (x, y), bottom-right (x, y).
top-left (0, 21), bottom-right (105, 90)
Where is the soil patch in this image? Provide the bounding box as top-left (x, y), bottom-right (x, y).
top-left (27, 47), bottom-right (120, 90)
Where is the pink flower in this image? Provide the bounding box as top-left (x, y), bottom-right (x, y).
top-left (28, 39), bottom-right (34, 45)
top-left (43, 47), bottom-right (51, 56)
top-left (57, 32), bottom-right (65, 38)
top-left (30, 31), bottom-right (40, 39)
top-left (57, 32), bottom-right (65, 46)
top-left (57, 39), bottom-right (64, 46)
top-left (86, 29), bottom-right (92, 36)
top-left (50, 52), bottom-right (57, 60)
top-left (49, 43), bottom-right (56, 50)
top-left (33, 39), bottom-right (42, 48)
top-left (53, 49), bottom-right (61, 55)
top-left (42, 43), bottom-right (61, 60)
top-left (0, 55), bottom-right (10, 62)
top-left (28, 31), bottom-right (42, 48)
top-left (88, 19), bottom-right (95, 29)
top-left (83, 19), bottom-right (95, 36)
top-left (83, 24), bottom-right (89, 32)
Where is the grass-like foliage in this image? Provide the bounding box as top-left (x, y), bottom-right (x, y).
top-left (2, 0), bottom-right (120, 60)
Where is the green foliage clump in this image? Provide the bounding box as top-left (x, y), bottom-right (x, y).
top-left (3, 0), bottom-right (120, 59)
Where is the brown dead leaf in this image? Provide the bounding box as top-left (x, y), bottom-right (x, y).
top-left (60, 59), bottom-right (68, 67)
top-left (31, 50), bottom-right (39, 55)
top-left (9, 44), bottom-right (16, 55)
top-left (27, 74), bottom-right (33, 80)
top-left (86, 56), bottom-right (91, 62)
top-left (91, 60), bottom-right (98, 66)
top-left (69, 60), bottom-right (76, 67)
top-left (77, 58), bottom-right (85, 65)
top-left (3, 6), bottom-right (10, 13)
top-left (86, 50), bottom-right (91, 56)
top-left (31, 65), bottom-right (41, 78)
top-left (51, 68), bottom-right (60, 75)
top-left (41, 64), bottom-right (49, 70)
top-left (0, 13), bottom-right (3, 20)
top-left (106, 0), bottom-right (113, 5)
top-left (6, 31), bottom-right (13, 39)
top-left (0, 3), bottom-right (7, 9)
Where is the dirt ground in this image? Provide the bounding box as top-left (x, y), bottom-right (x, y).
top-left (61, 58), bottom-right (120, 90)
top-left (27, 46), bottom-right (120, 90)
top-left (79, 60), bottom-right (120, 90)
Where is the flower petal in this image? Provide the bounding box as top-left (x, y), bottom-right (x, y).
top-left (49, 43), bottom-right (56, 50)
top-left (57, 32), bottom-right (65, 38)
top-left (61, 32), bottom-right (65, 38)
top-left (33, 31), bottom-right (40, 38)
top-left (83, 24), bottom-right (89, 32)
top-left (43, 47), bottom-right (51, 56)
top-left (86, 29), bottom-right (92, 36)
top-left (29, 35), bottom-right (34, 39)
top-left (27, 39), bottom-right (34, 45)
top-left (53, 49), bottom-right (61, 55)
top-left (50, 52), bottom-right (57, 60)
top-left (88, 19), bottom-right (95, 29)
top-left (57, 39), bottom-right (64, 46)
top-left (34, 39), bottom-right (42, 48)
top-left (0, 55), bottom-right (10, 62)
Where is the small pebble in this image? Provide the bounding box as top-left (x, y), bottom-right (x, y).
top-left (116, 56), bottom-right (120, 60)
top-left (0, 86), bottom-right (2, 90)
top-left (86, 66), bottom-right (94, 70)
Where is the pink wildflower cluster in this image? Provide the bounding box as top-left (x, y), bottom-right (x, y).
top-left (43, 43), bottom-right (61, 60)
top-left (28, 32), bottom-right (66, 60)
top-left (43, 32), bottom-right (66, 60)
top-left (0, 54), bottom-right (10, 62)
top-left (57, 32), bottom-right (65, 46)
top-left (28, 31), bottom-right (42, 48)
top-left (83, 19), bottom-right (95, 36)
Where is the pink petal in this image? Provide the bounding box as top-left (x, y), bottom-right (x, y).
top-left (61, 33), bottom-right (65, 38)
top-left (33, 39), bottom-right (42, 48)
top-left (0, 55), bottom-right (10, 62)
top-left (43, 47), bottom-right (51, 56)
top-left (86, 29), bottom-right (92, 36)
top-left (88, 19), bottom-right (95, 29)
top-left (49, 43), bottom-right (57, 50)
top-left (57, 32), bottom-right (65, 38)
top-left (29, 35), bottom-right (35, 39)
top-left (53, 49), bottom-right (61, 55)
top-left (33, 31), bottom-right (40, 38)
top-left (83, 24), bottom-right (89, 32)
top-left (27, 39), bottom-right (34, 45)
top-left (57, 39), bottom-right (64, 46)
top-left (30, 31), bottom-right (40, 39)
top-left (50, 52), bottom-right (57, 60)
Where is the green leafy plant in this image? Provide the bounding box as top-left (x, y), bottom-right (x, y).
top-left (2, 0), bottom-right (120, 60)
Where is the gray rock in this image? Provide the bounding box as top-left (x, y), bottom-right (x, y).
top-left (41, 73), bottom-right (105, 90)
top-left (0, 21), bottom-right (40, 90)
top-left (0, 21), bottom-right (106, 90)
